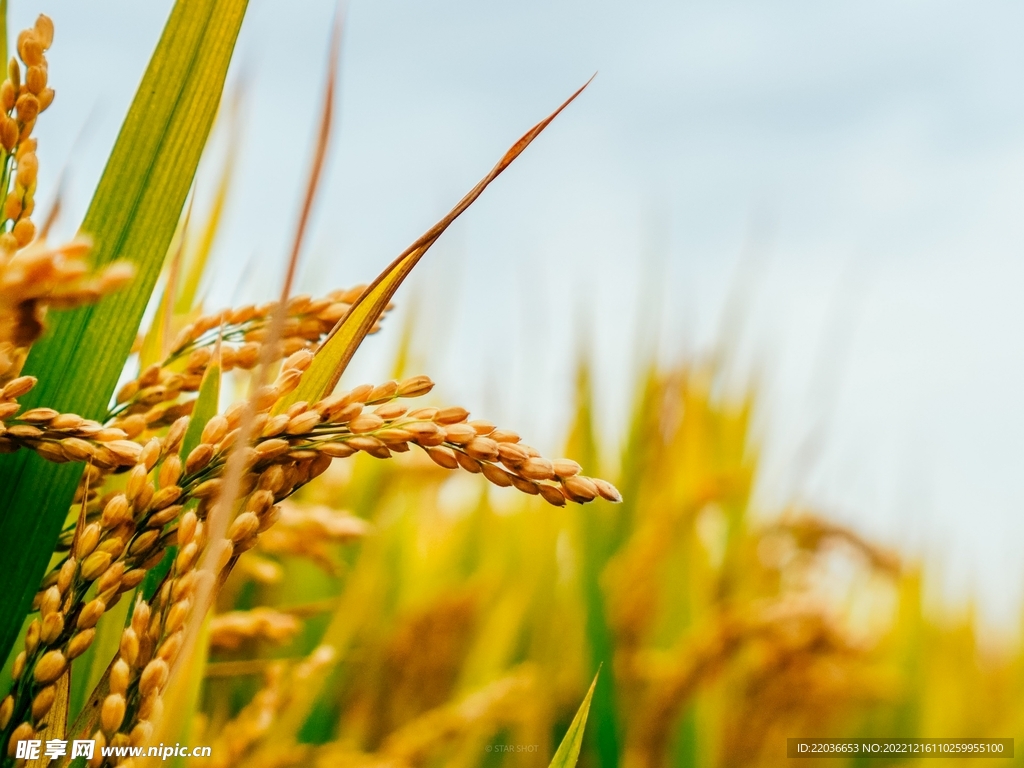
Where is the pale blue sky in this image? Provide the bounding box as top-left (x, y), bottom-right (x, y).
top-left (16, 0), bottom-right (1024, 627)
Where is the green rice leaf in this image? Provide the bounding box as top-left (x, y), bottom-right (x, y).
top-left (276, 77), bottom-right (593, 412)
top-left (0, 0), bottom-right (249, 668)
top-left (182, 355), bottom-right (222, 459)
top-left (139, 205), bottom-right (191, 369)
top-left (0, 0), bottom-right (8, 75)
top-left (549, 672), bottom-right (600, 768)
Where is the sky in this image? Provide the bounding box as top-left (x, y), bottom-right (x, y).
top-left (14, 0), bottom-right (1024, 627)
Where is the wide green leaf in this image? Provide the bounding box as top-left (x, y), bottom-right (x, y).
top-left (0, 0), bottom-right (8, 72)
top-left (549, 672), bottom-right (600, 768)
top-left (0, 0), bottom-right (249, 667)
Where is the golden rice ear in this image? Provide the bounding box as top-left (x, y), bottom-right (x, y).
top-left (0, 17), bottom-right (55, 263)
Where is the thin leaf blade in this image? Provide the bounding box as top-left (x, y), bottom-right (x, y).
top-left (139, 203), bottom-right (192, 369)
top-left (549, 672), bottom-right (600, 768)
top-left (182, 355), bottom-right (222, 459)
top-left (177, 93), bottom-right (242, 315)
top-left (277, 77), bottom-right (593, 412)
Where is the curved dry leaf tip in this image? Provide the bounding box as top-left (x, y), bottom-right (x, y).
top-left (498, 73), bottom-right (596, 171)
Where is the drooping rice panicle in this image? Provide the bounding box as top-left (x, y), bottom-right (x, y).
top-left (201, 646), bottom-right (336, 768)
top-left (208, 608), bottom-right (302, 651)
top-left (253, 500), bottom-right (369, 574)
top-left (0, 16), bottom-right (135, 385)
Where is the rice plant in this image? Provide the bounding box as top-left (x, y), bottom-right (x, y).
top-left (0, 4), bottom-right (609, 766)
top-left (0, 4), bottom-right (1020, 768)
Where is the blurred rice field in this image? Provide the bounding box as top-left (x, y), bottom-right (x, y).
top-left (194, 343), bottom-right (1024, 767)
